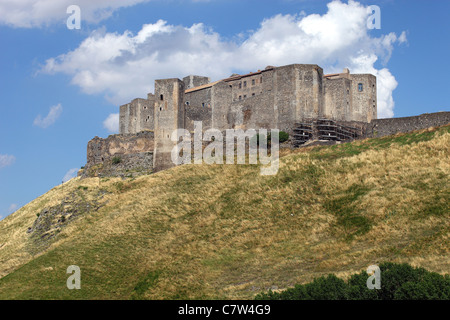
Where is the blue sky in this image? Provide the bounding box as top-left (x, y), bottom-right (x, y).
top-left (0, 0), bottom-right (449, 220)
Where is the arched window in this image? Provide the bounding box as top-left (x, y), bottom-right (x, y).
top-left (160, 94), bottom-right (164, 100)
top-left (358, 83), bottom-right (363, 92)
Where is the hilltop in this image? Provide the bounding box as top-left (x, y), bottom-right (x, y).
top-left (0, 125), bottom-right (448, 299)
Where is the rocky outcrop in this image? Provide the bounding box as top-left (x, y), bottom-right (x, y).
top-left (80, 131), bottom-right (154, 178)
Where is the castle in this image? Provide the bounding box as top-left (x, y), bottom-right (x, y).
top-left (82, 63), bottom-right (380, 177)
top-left (81, 62), bottom-right (450, 178)
top-left (119, 64), bottom-right (377, 136)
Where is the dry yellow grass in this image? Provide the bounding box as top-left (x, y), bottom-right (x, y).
top-left (0, 125), bottom-right (448, 299)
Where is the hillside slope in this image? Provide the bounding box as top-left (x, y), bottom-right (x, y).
top-left (0, 125), bottom-right (448, 299)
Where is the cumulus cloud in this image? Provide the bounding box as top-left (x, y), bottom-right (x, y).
top-left (103, 113), bottom-right (120, 133)
top-left (33, 103), bottom-right (63, 128)
top-left (0, 0), bottom-right (151, 28)
top-left (62, 168), bottom-right (79, 183)
top-left (42, 0), bottom-right (406, 118)
top-left (0, 154), bottom-right (16, 169)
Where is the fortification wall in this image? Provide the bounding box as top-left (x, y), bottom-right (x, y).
top-left (229, 71), bottom-right (266, 102)
top-left (350, 74), bottom-right (377, 123)
top-left (81, 131), bottom-right (154, 178)
top-left (324, 78), bottom-right (352, 121)
top-left (367, 112), bottom-right (450, 137)
top-left (292, 64), bottom-right (323, 123)
top-left (186, 105), bottom-right (212, 132)
top-left (185, 87), bottom-right (212, 131)
top-left (211, 81), bottom-right (233, 130)
top-left (153, 78), bottom-right (185, 172)
top-left (228, 90), bottom-right (276, 130)
top-left (120, 98), bottom-right (154, 134)
top-left (183, 75), bottom-right (210, 89)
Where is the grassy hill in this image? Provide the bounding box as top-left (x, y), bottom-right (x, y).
top-left (0, 125), bottom-right (448, 300)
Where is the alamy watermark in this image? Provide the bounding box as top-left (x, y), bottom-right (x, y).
top-left (367, 5), bottom-right (381, 30)
top-left (171, 121), bottom-right (279, 176)
top-left (366, 265), bottom-right (381, 290)
top-left (65, 4), bottom-right (380, 30)
top-left (66, 265), bottom-right (81, 289)
top-left (66, 5), bottom-right (81, 30)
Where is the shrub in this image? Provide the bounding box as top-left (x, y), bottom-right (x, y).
top-left (255, 263), bottom-right (449, 300)
top-left (250, 133), bottom-right (270, 147)
top-left (279, 131), bottom-right (289, 143)
top-left (251, 131), bottom-right (289, 146)
top-left (112, 156), bottom-right (122, 165)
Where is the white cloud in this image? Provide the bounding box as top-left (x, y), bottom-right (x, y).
top-left (8, 204), bottom-right (18, 214)
top-left (62, 168), bottom-right (79, 183)
top-left (34, 103), bottom-right (63, 128)
top-left (103, 113), bottom-right (120, 133)
top-left (0, 0), bottom-right (151, 28)
top-left (0, 154), bottom-right (16, 168)
top-left (42, 0), bottom-right (406, 118)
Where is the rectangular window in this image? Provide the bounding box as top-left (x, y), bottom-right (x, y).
top-left (358, 83), bottom-right (363, 92)
top-left (239, 96), bottom-right (242, 100)
top-left (243, 81), bottom-right (247, 88)
top-left (252, 79), bottom-right (255, 85)
top-left (239, 82), bottom-right (242, 89)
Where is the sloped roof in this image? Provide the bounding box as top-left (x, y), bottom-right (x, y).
top-left (185, 66), bottom-right (275, 93)
top-left (185, 80), bottom-right (222, 93)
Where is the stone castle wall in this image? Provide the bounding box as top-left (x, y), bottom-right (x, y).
top-left (81, 131), bottom-right (154, 178)
top-left (367, 112), bottom-right (450, 138)
top-left (81, 112), bottom-right (449, 178)
top-left (81, 62), bottom-right (449, 179)
top-left (119, 63), bottom-right (378, 137)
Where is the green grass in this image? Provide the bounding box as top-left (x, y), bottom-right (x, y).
top-left (324, 184), bottom-right (372, 240)
top-left (0, 125), bottom-right (448, 299)
top-left (310, 125), bottom-right (449, 161)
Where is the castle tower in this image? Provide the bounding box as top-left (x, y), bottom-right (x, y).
top-left (183, 75), bottom-right (210, 90)
top-left (153, 79), bottom-right (186, 172)
top-left (349, 74), bottom-right (377, 122)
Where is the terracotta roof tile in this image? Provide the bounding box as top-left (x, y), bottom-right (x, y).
top-left (185, 67), bottom-right (275, 93)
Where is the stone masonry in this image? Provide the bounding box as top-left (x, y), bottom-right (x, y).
top-left (81, 62), bottom-right (449, 178)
